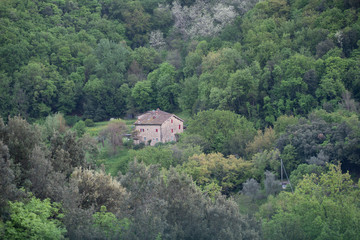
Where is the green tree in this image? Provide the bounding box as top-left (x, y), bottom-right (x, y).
top-left (92, 206), bottom-right (130, 240)
top-left (13, 62), bottom-right (58, 118)
top-left (251, 149), bottom-right (281, 182)
top-left (131, 47), bottom-right (161, 74)
top-left (121, 1), bottom-right (151, 47)
top-left (94, 39), bottom-right (130, 85)
top-left (187, 110), bottom-right (256, 154)
top-left (246, 127), bottom-right (276, 156)
top-left (178, 76), bottom-right (199, 114)
top-left (71, 168), bottom-right (128, 213)
top-left (148, 62), bottom-right (179, 112)
top-left (0, 116), bottom-right (41, 186)
top-left (73, 120), bottom-right (86, 137)
top-left (57, 71), bottom-right (83, 115)
top-left (49, 130), bottom-right (87, 177)
top-left (316, 57), bottom-right (348, 102)
top-left (131, 80), bottom-right (154, 112)
top-left (84, 39), bottom-right (131, 120)
top-left (41, 113), bottom-right (68, 141)
top-left (259, 164), bottom-right (360, 239)
top-left (182, 153), bottom-right (253, 194)
top-left (289, 163), bottom-right (324, 188)
top-left (119, 160), bottom-right (261, 239)
top-left (0, 72), bottom-right (13, 118)
top-left (227, 67), bottom-right (259, 115)
top-left (128, 146), bottom-right (174, 169)
top-left (0, 140), bottom-right (21, 212)
top-left (183, 51), bottom-right (202, 78)
top-left (4, 197), bottom-right (67, 239)
top-left (276, 113), bottom-right (360, 171)
top-left (273, 115), bottom-right (299, 136)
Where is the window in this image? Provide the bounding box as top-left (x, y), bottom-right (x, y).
top-left (156, 129), bottom-right (158, 132)
top-left (171, 119), bottom-right (173, 123)
top-left (171, 129), bottom-right (173, 133)
top-left (156, 138), bottom-right (158, 141)
top-left (179, 125), bottom-right (181, 129)
top-left (144, 137), bottom-right (146, 141)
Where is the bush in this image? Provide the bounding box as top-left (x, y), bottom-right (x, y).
top-left (84, 119), bottom-right (95, 127)
top-left (123, 139), bottom-right (134, 149)
top-left (73, 120), bottom-right (86, 137)
top-left (133, 142), bottom-right (145, 150)
top-left (64, 115), bottom-right (82, 127)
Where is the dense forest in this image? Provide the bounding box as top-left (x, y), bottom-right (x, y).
top-left (1, 0), bottom-right (360, 239)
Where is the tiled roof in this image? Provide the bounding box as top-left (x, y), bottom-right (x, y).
top-left (134, 109), bottom-right (182, 125)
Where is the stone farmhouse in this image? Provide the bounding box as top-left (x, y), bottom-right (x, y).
top-left (134, 109), bottom-right (184, 146)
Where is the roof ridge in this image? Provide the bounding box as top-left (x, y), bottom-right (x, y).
top-left (134, 109), bottom-right (183, 125)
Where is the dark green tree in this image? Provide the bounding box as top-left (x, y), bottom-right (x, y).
top-left (187, 110), bottom-right (256, 154)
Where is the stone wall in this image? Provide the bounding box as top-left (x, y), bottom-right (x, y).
top-left (160, 116), bottom-right (183, 143)
top-left (134, 116), bottom-right (184, 146)
top-left (134, 124), bottom-right (161, 146)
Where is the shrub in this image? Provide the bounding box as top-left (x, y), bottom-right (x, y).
top-left (84, 119), bottom-right (95, 127)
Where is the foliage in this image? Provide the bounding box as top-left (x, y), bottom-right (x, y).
top-left (41, 113), bottom-right (68, 141)
top-left (71, 167), bottom-right (128, 214)
top-left (0, 116), bottom-right (41, 187)
top-left (182, 153), bottom-right (253, 194)
top-left (0, 140), bottom-right (21, 211)
top-left (147, 62), bottom-right (179, 112)
top-left (186, 110), bottom-right (256, 154)
top-left (4, 196), bottom-right (66, 239)
top-left (276, 113), bottom-right (360, 172)
top-left (119, 160), bottom-right (262, 239)
top-left (0, 0), bottom-right (358, 127)
top-left (251, 149), bottom-right (281, 181)
top-left (92, 206), bottom-right (130, 240)
top-left (264, 170), bottom-right (281, 196)
top-left (73, 120), bottom-right (86, 137)
top-left (259, 164), bottom-right (360, 239)
top-left (99, 120), bottom-right (127, 154)
top-left (169, 143), bottom-right (203, 166)
top-left (84, 119), bottom-right (95, 127)
top-left (131, 80), bottom-right (154, 112)
top-left (246, 127), bottom-right (276, 156)
top-left (289, 163), bottom-right (325, 188)
top-left (1, 0), bottom-right (360, 238)
top-left (241, 178), bottom-right (261, 201)
top-left (128, 145), bottom-right (174, 169)
top-left (273, 115), bottom-right (299, 136)
top-left (49, 130), bottom-right (87, 177)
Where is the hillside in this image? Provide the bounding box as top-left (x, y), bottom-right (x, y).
top-left (1, 0), bottom-right (358, 123)
top-left (1, 0), bottom-right (360, 239)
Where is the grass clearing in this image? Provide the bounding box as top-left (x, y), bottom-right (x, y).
top-left (86, 119), bottom-right (135, 137)
top-left (86, 121), bottom-right (108, 136)
top-left (86, 119), bottom-right (135, 176)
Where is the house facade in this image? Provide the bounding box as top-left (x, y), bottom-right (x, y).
top-left (134, 109), bottom-right (184, 146)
